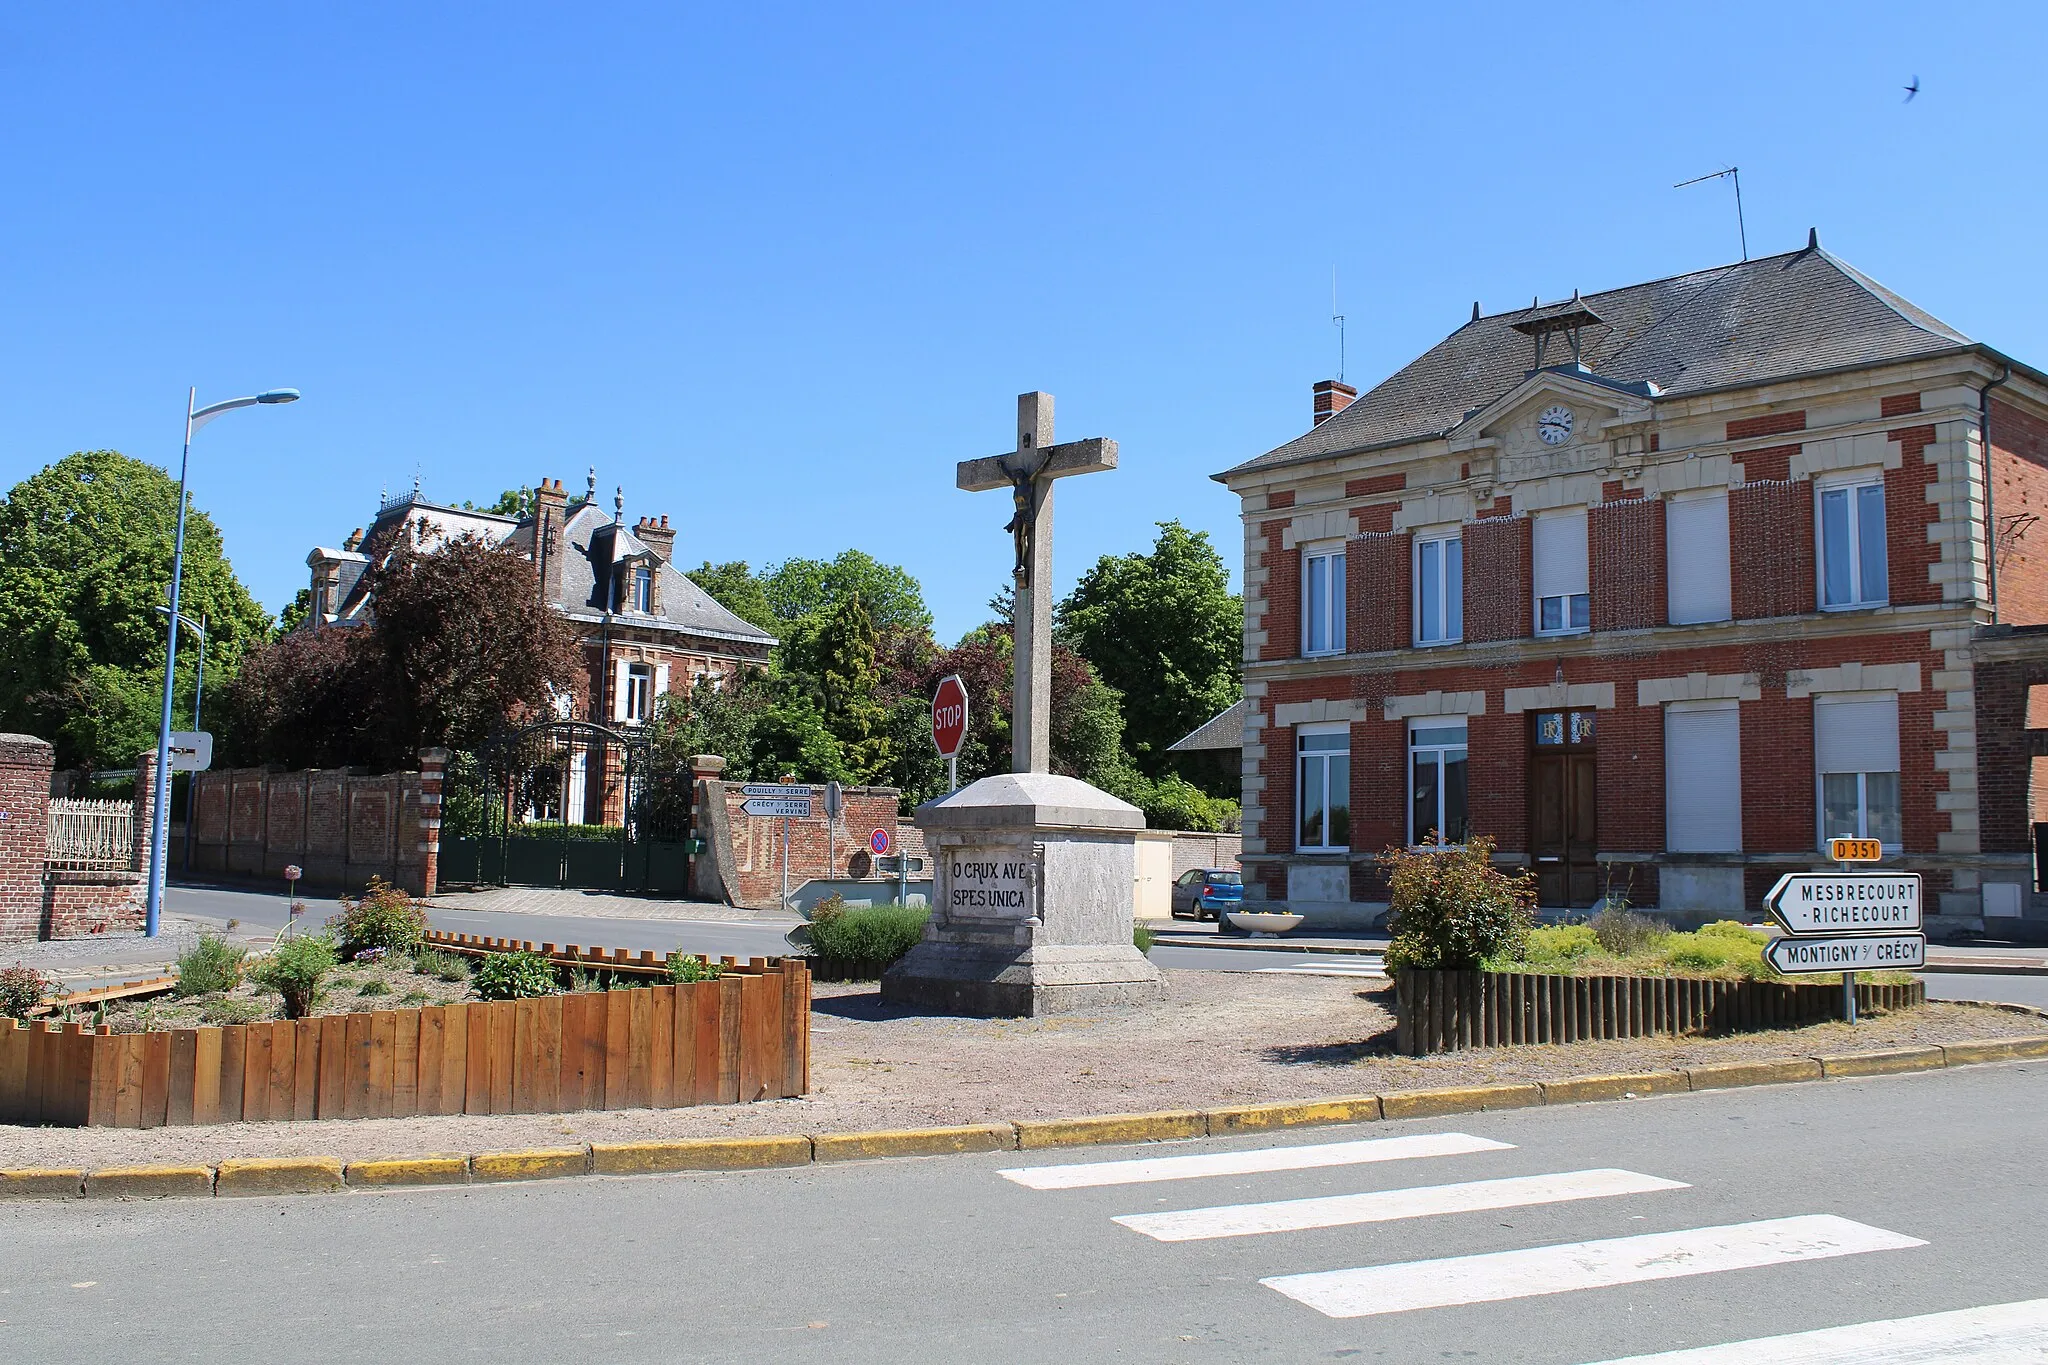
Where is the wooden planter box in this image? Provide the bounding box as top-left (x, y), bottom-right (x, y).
top-left (0, 958), bottom-right (809, 1129)
top-left (1394, 969), bottom-right (1925, 1057)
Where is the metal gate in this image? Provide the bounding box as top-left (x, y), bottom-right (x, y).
top-left (437, 721), bottom-right (696, 894)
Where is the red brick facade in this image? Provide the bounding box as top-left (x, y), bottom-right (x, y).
top-left (1462, 517), bottom-right (1530, 643)
top-left (1730, 480), bottom-right (1816, 620)
top-left (1991, 398), bottom-right (2048, 627)
top-left (1590, 497), bottom-right (1665, 631)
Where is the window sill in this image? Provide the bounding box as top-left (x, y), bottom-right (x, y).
top-left (1293, 848), bottom-right (1350, 858)
top-left (1819, 601), bottom-right (1889, 613)
top-left (1301, 648), bottom-right (1347, 660)
top-left (1412, 637), bottom-right (1463, 649)
top-left (1533, 627), bottom-right (1590, 639)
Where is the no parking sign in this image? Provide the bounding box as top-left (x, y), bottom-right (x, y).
top-left (870, 829), bottom-right (891, 856)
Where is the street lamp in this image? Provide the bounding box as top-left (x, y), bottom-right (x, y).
top-left (155, 607), bottom-right (208, 880)
top-left (145, 387), bottom-right (300, 936)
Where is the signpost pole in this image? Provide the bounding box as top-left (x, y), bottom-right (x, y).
top-left (1843, 971), bottom-right (1857, 1025)
top-left (781, 816), bottom-right (790, 910)
top-left (948, 756), bottom-right (957, 794)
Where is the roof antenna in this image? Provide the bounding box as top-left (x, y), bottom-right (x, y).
top-left (1674, 165), bottom-right (1748, 261)
top-left (1330, 266), bottom-right (1345, 383)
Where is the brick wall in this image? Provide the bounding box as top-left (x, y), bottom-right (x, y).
top-left (1975, 658), bottom-right (2037, 854)
top-left (1730, 480), bottom-right (1816, 619)
top-left (0, 734), bottom-right (53, 942)
top-left (1463, 516), bottom-right (1531, 643)
top-left (1992, 398), bottom-right (2048, 626)
top-left (711, 782), bottom-right (905, 909)
top-left (1886, 423), bottom-right (1943, 607)
top-left (189, 762), bottom-right (430, 895)
top-left (1591, 497), bottom-right (1665, 631)
top-left (1348, 532), bottom-right (1411, 652)
top-left (1256, 520), bottom-right (1295, 661)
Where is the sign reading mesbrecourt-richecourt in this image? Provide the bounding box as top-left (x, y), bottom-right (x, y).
top-left (1764, 873), bottom-right (1922, 936)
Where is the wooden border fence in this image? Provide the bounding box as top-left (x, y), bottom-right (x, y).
top-left (0, 958), bottom-right (808, 1129)
top-left (1394, 969), bottom-right (1926, 1056)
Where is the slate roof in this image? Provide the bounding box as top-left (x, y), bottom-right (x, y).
top-left (1221, 244), bottom-right (1977, 479)
top-left (1167, 698), bottom-right (1247, 753)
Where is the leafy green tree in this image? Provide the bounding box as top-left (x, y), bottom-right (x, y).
top-left (763, 550), bottom-right (932, 638)
top-left (814, 592), bottom-right (891, 782)
top-left (1058, 520), bottom-right (1242, 780)
top-left (686, 560), bottom-right (780, 633)
top-left (0, 450), bottom-right (272, 769)
top-left (277, 587), bottom-right (314, 634)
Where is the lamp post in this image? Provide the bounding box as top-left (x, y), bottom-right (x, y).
top-left (156, 607), bottom-right (208, 881)
top-left (145, 387), bottom-right (300, 936)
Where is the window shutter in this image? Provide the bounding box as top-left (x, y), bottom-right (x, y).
top-left (1533, 510), bottom-right (1589, 598)
top-left (1666, 493), bottom-right (1731, 624)
top-left (612, 658), bottom-right (632, 722)
top-left (654, 663), bottom-right (671, 708)
top-left (1815, 695), bottom-right (1899, 773)
top-left (1665, 703), bottom-right (1742, 852)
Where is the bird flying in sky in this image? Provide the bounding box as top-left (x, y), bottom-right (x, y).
top-left (1904, 75), bottom-right (1920, 102)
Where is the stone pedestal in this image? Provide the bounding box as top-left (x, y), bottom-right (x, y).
top-left (881, 773), bottom-right (1164, 1017)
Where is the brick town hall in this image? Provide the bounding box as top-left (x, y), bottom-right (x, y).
top-left (1217, 234), bottom-right (2048, 936)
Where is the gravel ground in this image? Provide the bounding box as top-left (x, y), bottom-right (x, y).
top-left (4, 970), bottom-right (2043, 1167)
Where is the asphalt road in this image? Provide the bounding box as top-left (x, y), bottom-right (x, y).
top-left (4, 1063), bottom-right (2045, 1362)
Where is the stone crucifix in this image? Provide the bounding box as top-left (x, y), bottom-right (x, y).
top-left (956, 392), bottom-right (1117, 774)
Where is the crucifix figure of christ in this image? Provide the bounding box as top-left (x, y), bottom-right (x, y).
top-left (956, 392), bottom-right (1117, 774)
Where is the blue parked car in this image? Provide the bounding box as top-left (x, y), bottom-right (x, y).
top-left (1170, 868), bottom-right (1244, 921)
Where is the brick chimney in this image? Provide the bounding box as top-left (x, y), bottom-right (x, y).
top-left (634, 513), bottom-right (677, 565)
top-left (533, 477), bottom-right (569, 607)
top-left (1313, 379), bottom-right (1358, 426)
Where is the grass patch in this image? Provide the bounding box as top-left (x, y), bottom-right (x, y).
top-left (1484, 919), bottom-right (1911, 983)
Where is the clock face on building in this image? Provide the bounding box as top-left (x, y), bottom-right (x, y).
top-left (1538, 405), bottom-right (1574, 445)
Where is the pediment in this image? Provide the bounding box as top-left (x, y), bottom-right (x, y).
top-left (1448, 366), bottom-right (1658, 453)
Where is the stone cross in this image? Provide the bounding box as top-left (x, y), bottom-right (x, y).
top-left (956, 392), bottom-right (1116, 773)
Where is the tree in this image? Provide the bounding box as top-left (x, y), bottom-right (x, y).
top-left (814, 592), bottom-right (890, 783)
top-left (214, 628), bottom-right (385, 770)
top-left (463, 488), bottom-right (531, 517)
top-left (1058, 520), bottom-right (1242, 780)
top-left (686, 560), bottom-right (779, 633)
top-left (277, 587), bottom-right (314, 634)
top-left (0, 450), bottom-right (272, 769)
top-left (763, 550), bottom-right (932, 638)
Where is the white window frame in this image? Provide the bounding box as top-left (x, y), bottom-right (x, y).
top-left (1816, 473), bottom-right (1889, 610)
top-left (623, 663), bottom-right (654, 723)
top-left (1407, 718), bottom-right (1469, 848)
top-left (1532, 509), bottom-right (1590, 637)
top-left (1814, 693), bottom-right (1902, 851)
top-left (1412, 531), bottom-right (1463, 646)
top-left (630, 565), bottom-right (654, 613)
top-left (1665, 489), bottom-right (1732, 625)
top-left (1301, 542), bottom-right (1346, 656)
top-left (1295, 723), bottom-right (1350, 853)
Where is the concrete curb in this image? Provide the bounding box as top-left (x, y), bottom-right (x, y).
top-left (10, 1031), bottom-right (2044, 1203)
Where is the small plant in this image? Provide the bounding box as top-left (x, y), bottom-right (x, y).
top-left (471, 950), bottom-right (559, 1001)
top-left (567, 966), bottom-right (596, 992)
top-left (1696, 920), bottom-right (1768, 944)
top-left (249, 933), bottom-right (339, 1020)
top-left (803, 903), bottom-right (931, 978)
top-left (665, 952), bottom-right (725, 983)
top-left (1590, 905), bottom-right (1671, 957)
top-left (174, 935), bottom-right (248, 997)
top-left (334, 876), bottom-right (429, 957)
top-left (1133, 922), bottom-right (1155, 953)
top-left (411, 948), bottom-right (471, 983)
top-left (357, 978), bottom-right (391, 997)
top-left (1381, 836), bottom-right (1536, 972)
top-left (1509, 923), bottom-right (1602, 969)
top-left (200, 997), bottom-right (271, 1025)
top-left (0, 964), bottom-right (50, 1020)
top-left (399, 988), bottom-right (430, 1006)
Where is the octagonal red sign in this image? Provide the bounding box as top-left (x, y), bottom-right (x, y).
top-left (930, 674), bottom-right (969, 759)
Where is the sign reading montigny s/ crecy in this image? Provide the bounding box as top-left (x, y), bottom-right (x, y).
top-left (1763, 933), bottom-right (1927, 974)
top-left (1764, 872), bottom-right (1922, 936)
top-left (946, 850), bottom-right (1033, 917)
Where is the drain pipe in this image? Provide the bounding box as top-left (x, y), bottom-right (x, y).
top-left (1982, 364), bottom-right (2013, 623)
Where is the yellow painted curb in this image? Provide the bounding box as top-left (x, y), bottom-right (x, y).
top-left (0, 1168), bottom-right (86, 1199)
top-left (1380, 1082), bottom-right (1543, 1120)
top-left (1015, 1110), bottom-right (1208, 1149)
top-left (591, 1136), bottom-right (812, 1174)
top-left (470, 1147), bottom-right (591, 1182)
top-left (216, 1157), bottom-right (345, 1197)
top-left (1815, 1046), bottom-right (1946, 1079)
top-left (1539, 1071), bottom-right (1691, 1105)
top-left (813, 1125), bottom-right (1016, 1163)
top-left (1207, 1095), bottom-right (1384, 1133)
top-left (1686, 1058), bottom-right (1823, 1090)
top-left (345, 1155), bottom-right (471, 1188)
top-left (1942, 1036), bottom-right (2048, 1066)
top-left (84, 1165), bottom-right (216, 1199)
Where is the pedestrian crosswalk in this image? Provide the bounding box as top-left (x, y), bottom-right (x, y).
top-left (997, 1125), bottom-right (2000, 1359)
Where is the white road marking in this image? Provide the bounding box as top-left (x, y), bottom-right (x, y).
top-left (1262, 1215), bottom-right (1926, 1319)
top-left (1114, 1168), bottom-right (1688, 1242)
top-left (1255, 962), bottom-right (1386, 977)
top-left (998, 1132), bottom-right (1513, 1191)
top-left (1583, 1296), bottom-right (2048, 1362)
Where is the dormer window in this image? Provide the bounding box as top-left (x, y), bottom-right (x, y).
top-left (630, 566), bottom-right (653, 613)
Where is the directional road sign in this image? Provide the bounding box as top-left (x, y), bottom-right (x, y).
top-left (167, 730), bottom-right (214, 772)
top-left (1765, 872), bottom-right (1921, 936)
top-left (741, 798), bottom-right (813, 818)
top-left (1763, 933), bottom-right (1926, 974)
top-left (739, 784), bottom-right (811, 799)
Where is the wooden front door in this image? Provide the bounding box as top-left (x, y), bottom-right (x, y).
top-left (1528, 710), bottom-right (1599, 907)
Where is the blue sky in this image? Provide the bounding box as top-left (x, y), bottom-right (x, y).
top-left (3, 2), bottom-right (2042, 644)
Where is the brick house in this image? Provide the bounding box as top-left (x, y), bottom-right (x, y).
top-left (1216, 234), bottom-right (2048, 936)
top-left (302, 473), bottom-right (776, 822)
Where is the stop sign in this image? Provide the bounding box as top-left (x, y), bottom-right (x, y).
top-left (930, 674), bottom-right (969, 758)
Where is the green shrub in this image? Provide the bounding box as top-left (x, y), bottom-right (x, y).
top-left (399, 989), bottom-right (430, 1006)
top-left (507, 822), bottom-right (624, 842)
top-left (1590, 905), bottom-right (1671, 957)
top-left (249, 934), bottom-right (339, 1020)
top-left (1381, 836), bottom-right (1536, 972)
top-left (1696, 920), bottom-right (1768, 945)
top-left (1659, 929), bottom-right (1771, 979)
top-left (411, 948), bottom-right (472, 983)
top-left (804, 904), bottom-right (931, 977)
top-left (0, 964), bottom-right (48, 1020)
top-left (665, 952), bottom-right (725, 984)
top-left (174, 935), bottom-right (248, 997)
top-left (335, 877), bottom-right (429, 957)
top-left (357, 978), bottom-right (391, 997)
top-left (1517, 924), bottom-right (1602, 968)
top-left (200, 997), bottom-right (270, 1025)
top-left (472, 950), bottom-right (559, 1001)
top-left (1134, 922), bottom-right (1155, 953)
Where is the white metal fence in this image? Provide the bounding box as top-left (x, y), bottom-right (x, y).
top-left (47, 798), bottom-right (135, 872)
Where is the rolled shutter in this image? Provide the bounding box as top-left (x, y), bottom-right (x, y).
top-left (1533, 510), bottom-right (1589, 599)
top-left (1815, 695), bottom-right (1899, 774)
top-left (1666, 493), bottom-right (1731, 624)
top-left (1665, 702), bottom-right (1742, 852)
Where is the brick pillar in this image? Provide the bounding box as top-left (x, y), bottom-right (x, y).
top-left (132, 749), bottom-right (159, 877)
top-left (417, 747), bottom-right (448, 897)
top-left (0, 734), bottom-right (55, 944)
